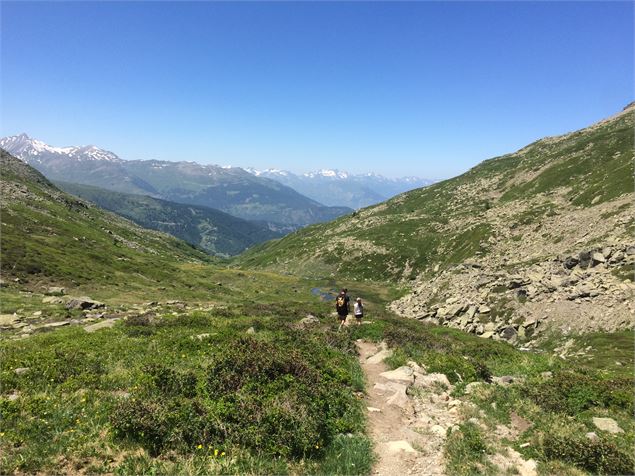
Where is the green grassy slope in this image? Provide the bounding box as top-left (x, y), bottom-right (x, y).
top-left (235, 104), bottom-right (634, 281)
top-left (55, 181), bottom-right (284, 257)
top-left (0, 150), bottom-right (217, 292)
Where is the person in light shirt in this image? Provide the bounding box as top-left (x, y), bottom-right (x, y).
top-left (353, 297), bottom-right (363, 326)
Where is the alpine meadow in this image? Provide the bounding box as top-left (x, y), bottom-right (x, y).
top-left (1, 2), bottom-right (634, 476)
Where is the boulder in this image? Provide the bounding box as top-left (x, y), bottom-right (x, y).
top-left (500, 326), bottom-right (518, 341)
top-left (299, 315), bottom-right (320, 326)
top-left (591, 252), bottom-right (606, 266)
top-left (430, 425), bottom-right (447, 437)
top-left (0, 314), bottom-right (20, 327)
top-left (480, 331), bottom-right (495, 339)
top-left (578, 251), bottom-right (592, 268)
top-left (66, 297), bottom-right (105, 310)
top-left (563, 256), bottom-right (579, 269)
top-left (84, 319), bottom-right (117, 333)
top-left (479, 305), bottom-right (491, 314)
top-left (464, 381), bottom-right (485, 394)
top-left (386, 384), bottom-right (411, 409)
top-left (380, 366), bottom-right (415, 383)
top-left (592, 417), bottom-right (624, 434)
top-left (413, 372), bottom-right (451, 389)
top-left (585, 432), bottom-right (599, 442)
top-left (42, 296), bottom-right (64, 304)
top-left (45, 287), bottom-right (65, 296)
top-left (385, 440), bottom-right (417, 453)
top-left (367, 348), bottom-right (393, 364)
top-left (466, 305), bottom-right (478, 319)
top-left (40, 321), bottom-right (70, 330)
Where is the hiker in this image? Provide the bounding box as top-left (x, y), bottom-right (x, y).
top-left (335, 289), bottom-right (350, 330)
top-left (354, 297), bottom-right (363, 325)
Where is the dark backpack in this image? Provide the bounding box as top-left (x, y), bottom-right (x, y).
top-left (336, 295), bottom-right (347, 312)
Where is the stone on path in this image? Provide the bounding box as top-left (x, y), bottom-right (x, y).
top-left (367, 406), bottom-right (382, 413)
top-left (592, 417), bottom-right (624, 434)
top-left (85, 319), bottom-right (118, 333)
top-left (385, 440), bottom-right (417, 453)
top-left (386, 383), bottom-right (411, 409)
top-left (413, 373), bottom-right (451, 390)
top-left (380, 366), bottom-right (415, 383)
top-left (367, 348), bottom-right (393, 364)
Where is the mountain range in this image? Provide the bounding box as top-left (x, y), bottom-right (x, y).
top-left (246, 168), bottom-right (434, 209)
top-left (0, 134), bottom-right (350, 227)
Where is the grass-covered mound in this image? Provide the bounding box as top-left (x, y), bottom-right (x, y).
top-left (0, 302), bottom-right (371, 475)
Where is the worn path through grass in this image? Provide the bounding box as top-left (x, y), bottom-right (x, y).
top-left (358, 340), bottom-right (447, 476)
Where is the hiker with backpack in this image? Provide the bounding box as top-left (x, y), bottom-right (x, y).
top-left (354, 297), bottom-right (364, 325)
top-left (335, 288), bottom-right (350, 330)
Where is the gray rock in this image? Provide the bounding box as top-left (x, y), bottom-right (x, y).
top-left (464, 382), bottom-right (485, 394)
top-left (41, 321), bottom-right (70, 329)
top-left (84, 319), bottom-right (117, 333)
top-left (592, 417), bottom-right (624, 434)
top-left (578, 251), bottom-right (592, 268)
top-left (626, 246), bottom-right (635, 256)
top-left (466, 305), bottom-right (478, 319)
top-left (66, 297), bottom-right (105, 310)
top-left (45, 287), bottom-right (65, 296)
top-left (42, 296), bottom-right (64, 304)
top-left (14, 367), bottom-right (30, 375)
top-left (500, 326), bottom-right (518, 341)
top-left (585, 432), bottom-right (599, 442)
top-left (480, 331), bottom-right (495, 339)
top-left (591, 252), bottom-right (606, 265)
top-left (601, 247), bottom-right (613, 259)
top-left (246, 327), bottom-right (256, 334)
top-left (563, 256), bottom-right (579, 269)
top-left (380, 366), bottom-right (415, 383)
top-left (479, 305), bottom-right (491, 314)
top-left (0, 314), bottom-right (20, 327)
top-left (299, 315), bottom-right (320, 326)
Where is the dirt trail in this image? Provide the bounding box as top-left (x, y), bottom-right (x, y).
top-left (357, 340), bottom-right (451, 476)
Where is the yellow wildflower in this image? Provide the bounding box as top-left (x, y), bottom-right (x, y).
top-left (197, 444), bottom-right (203, 449)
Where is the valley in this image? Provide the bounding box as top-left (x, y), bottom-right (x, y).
top-left (0, 105), bottom-right (633, 475)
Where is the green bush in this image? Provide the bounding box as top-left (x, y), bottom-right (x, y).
top-left (542, 433), bottom-right (634, 475)
top-left (111, 336), bottom-right (362, 460)
top-left (526, 371), bottom-right (634, 415)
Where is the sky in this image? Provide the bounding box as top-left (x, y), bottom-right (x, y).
top-left (1, 1), bottom-right (633, 179)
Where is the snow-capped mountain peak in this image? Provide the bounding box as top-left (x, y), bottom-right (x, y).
top-left (0, 134), bottom-right (122, 163)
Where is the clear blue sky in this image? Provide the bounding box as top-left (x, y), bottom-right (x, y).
top-left (1, 1), bottom-right (633, 179)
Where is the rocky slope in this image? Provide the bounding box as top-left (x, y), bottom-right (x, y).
top-left (237, 103), bottom-right (635, 340)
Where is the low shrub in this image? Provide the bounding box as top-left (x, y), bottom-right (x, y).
top-left (526, 371), bottom-right (634, 415)
top-left (542, 433), bottom-right (634, 475)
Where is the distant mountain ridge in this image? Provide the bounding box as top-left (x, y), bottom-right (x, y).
top-left (0, 134), bottom-right (351, 227)
top-left (55, 181), bottom-right (286, 257)
top-left (246, 167), bottom-right (434, 209)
